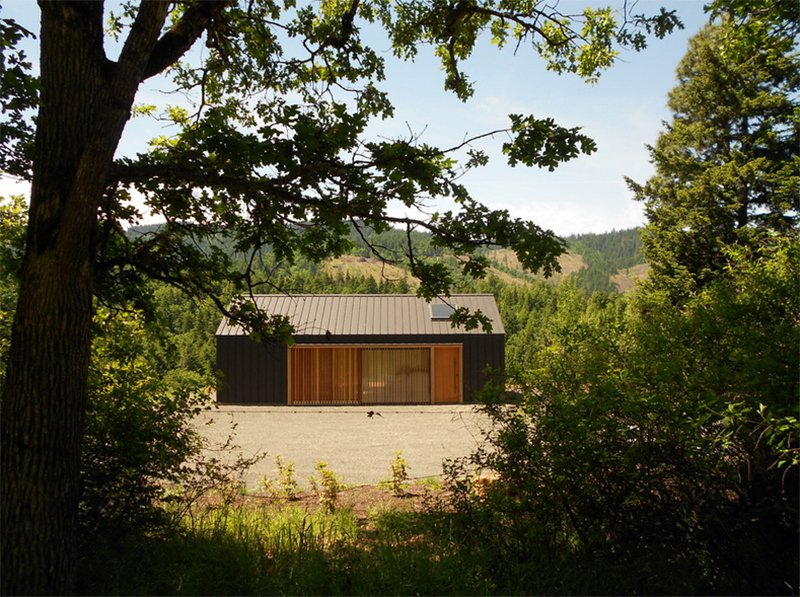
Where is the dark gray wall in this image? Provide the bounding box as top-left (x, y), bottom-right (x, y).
top-left (216, 333), bottom-right (504, 404)
top-left (216, 336), bottom-right (288, 404)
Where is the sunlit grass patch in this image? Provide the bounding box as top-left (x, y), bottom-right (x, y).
top-left (79, 492), bottom-right (489, 596)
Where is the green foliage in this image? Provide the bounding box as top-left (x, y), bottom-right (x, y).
top-left (565, 228), bottom-right (644, 293)
top-left (151, 284), bottom-right (224, 380)
top-left (80, 504), bottom-right (360, 596)
top-left (0, 195), bottom-right (25, 380)
top-left (2, 2), bottom-right (689, 591)
top-left (36, 0), bottom-right (684, 339)
top-left (0, 10), bottom-right (37, 179)
top-left (78, 499), bottom-right (491, 596)
top-left (389, 0), bottom-right (681, 99)
top-left (81, 309), bottom-right (209, 538)
top-left (628, 11), bottom-right (799, 301)
top-left (386, 451), bottom-right (410, 497)
top-left (2, 203), bottom-right (216, 542)
top-left (449, 233), bottom-right (799, 595)
top-left (309, 461), bottom-right (344, 513)
top-left (275, 455), bottom-right (300, 501)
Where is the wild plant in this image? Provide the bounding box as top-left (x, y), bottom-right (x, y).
top-left (387, 451), bottom-right (410, 497)
top-left (309, 461), bottom-right (343, 513)
top-left (275, 455), bottom-right (298, 500)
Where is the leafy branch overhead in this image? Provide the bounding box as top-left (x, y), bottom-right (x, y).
top-left (59, 0), bottom-right (680, 339)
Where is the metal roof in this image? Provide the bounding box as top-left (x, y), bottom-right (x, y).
top-left (216, 294), bottom-right (505, 337)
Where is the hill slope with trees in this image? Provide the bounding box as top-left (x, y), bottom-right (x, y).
top-left (129, 223), bottom-right (648, 294)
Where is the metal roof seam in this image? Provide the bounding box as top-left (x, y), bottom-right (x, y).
top-left (217, 294), bottom-right (505, 336)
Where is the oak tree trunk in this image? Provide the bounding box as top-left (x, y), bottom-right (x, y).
top-left (1, 3), bottom-right (170, 593)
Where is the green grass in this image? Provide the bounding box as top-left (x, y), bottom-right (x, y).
top-left (78, 498), bottom-right (490, 596)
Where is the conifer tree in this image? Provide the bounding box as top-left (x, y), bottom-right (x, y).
top-left (628, 4), bottom-right (799, 300)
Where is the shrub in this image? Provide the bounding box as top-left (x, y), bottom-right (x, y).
top-left (259, 455), bottom-right (299, 501)
top-left (80, 309), bottom-right (209, 539)
top-left (275, 455), bottom-right (299, 500)
top-left (387, 451), bottom-right (410, 497)
top-left (447, 236), bottom-right (799, 595)
top-left (310, 461), bottom-right (344, 513)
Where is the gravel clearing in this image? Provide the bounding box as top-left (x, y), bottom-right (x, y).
top-left (194, 405), bottom-right (492, 489)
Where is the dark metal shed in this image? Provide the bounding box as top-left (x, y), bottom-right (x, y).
top-left (216, 294), bottom-right (504, 405)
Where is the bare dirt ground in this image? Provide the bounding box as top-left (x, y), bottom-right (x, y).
top-left (194, 404), bottom-right (491, 490)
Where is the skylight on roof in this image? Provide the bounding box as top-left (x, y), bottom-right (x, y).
top-left (430, 303), bottom-right (455, 320)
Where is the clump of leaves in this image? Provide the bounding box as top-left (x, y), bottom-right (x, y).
top-left (80, 309), bottom-right (210, 539)
top-left (309, 461), bottom-right (343, 513)
top-left (447, 235), bottom-right (799, 595)
top-left (387, 451), bottom-right (410, 497)
top-left (258, 474), bottom-right (277, 497)
top-left (275, 455), bottom-right (299, 500)
top-left (259, 455), bottom-right (299, 500)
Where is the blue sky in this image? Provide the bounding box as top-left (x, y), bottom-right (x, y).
top-left (1, 1), bottom-right (709, 236)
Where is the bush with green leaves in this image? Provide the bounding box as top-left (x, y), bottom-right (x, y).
top-left (449, 234), bottom-right (799, 595)
top-left (259, 455), bottom-right (300, 501)
top-left (310, 462), bottom-right (344, 513)
top-left (1, 199), bottom-right (214, 542)
top-left (80, 309), bottom-right (210, 538)
top-left (386, 451), bottom-right (410, 497)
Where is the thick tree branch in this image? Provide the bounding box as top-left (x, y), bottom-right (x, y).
top-left (143, 0), bottom-right (232, 80)
top-left (117, 1), bottom-right (171, 82)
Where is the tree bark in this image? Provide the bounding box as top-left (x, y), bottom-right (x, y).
top-left (0, 2), bottom-right (170, 593)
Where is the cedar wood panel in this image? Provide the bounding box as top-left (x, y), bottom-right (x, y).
top-left (216, 333), bottom-right (504, 405)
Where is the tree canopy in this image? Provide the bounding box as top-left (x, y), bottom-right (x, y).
top-left (0, 1), bottom-right (682, 593)
top-left (628, 2), bottom-right (799, 299)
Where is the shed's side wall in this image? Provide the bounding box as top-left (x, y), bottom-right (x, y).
top-left (461, 334), bottom-right (504, 402)
top-left (216, 333), bottom-right (504, 404)
top-left (216, 336), bottom-right (288, 404)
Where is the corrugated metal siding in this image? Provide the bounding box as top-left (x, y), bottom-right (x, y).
top-left (216, 294), bottom-right (504, 337)
top-left (217, 333), bottom-right (503, 404)
top-left (461, 334), bottom-right (505, 401)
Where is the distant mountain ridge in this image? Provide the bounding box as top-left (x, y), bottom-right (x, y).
top-left (127, 223), bottom-right (648, 294)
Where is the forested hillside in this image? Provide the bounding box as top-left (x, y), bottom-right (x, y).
top-left (564, 228), bottom-right (646, 292)
top-left (130, 223), bottom-right (647, 293)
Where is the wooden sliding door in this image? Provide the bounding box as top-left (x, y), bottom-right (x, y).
top-left (289, 344), bottom-right (461, 405)
top-left (361, 348), bottom-right (430, 404)
top-left (290, 347), bottom-right (360, 405)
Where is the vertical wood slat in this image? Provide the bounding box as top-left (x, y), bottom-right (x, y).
top-left (291, 346), bottom-right (360, 405)
top-left (289, 345), bottom-right (468, 405)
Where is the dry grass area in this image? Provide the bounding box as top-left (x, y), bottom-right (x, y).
top-left (324, 254), bottom-right (416, 287)
top-left (486, 248), bottom-right (585, 283)
top-left (324, 250), bottom-right (591, 288)
top-left (612, 263), bottom-right (650, 293)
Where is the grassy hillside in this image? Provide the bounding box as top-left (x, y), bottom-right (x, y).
top-left (127, 224), bottom-right (647, 294)
top-left (324, 255), bottom-right (415, 288)
top-left (612, 263), bottom-right (650, 293)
